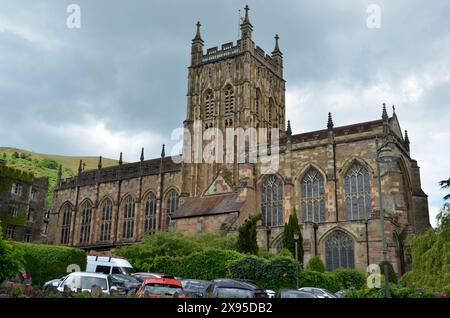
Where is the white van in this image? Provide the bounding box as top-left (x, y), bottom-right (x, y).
top-left (86, 255), bottom-right (133, 275)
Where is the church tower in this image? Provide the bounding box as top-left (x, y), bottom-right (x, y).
top-left (181, 6), bottom-right (286, 197)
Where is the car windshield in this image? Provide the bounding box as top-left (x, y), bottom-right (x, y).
top-left (216, 288), bottom-right (253, 298)
top-left (81, 277), bottom-right (108, 290)
top-left (144, 284), bottom-right (182, 296)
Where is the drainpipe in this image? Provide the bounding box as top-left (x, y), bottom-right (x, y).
top-left (313, 223), bottom-right (318, 256)
top-left (365, 220), bottom-right (370, 266)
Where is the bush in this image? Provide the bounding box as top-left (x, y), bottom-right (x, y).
top-left (12, 242), bottom-right (86, 286)
top-left (114, 231), bottom-right (237, 271)
top-left (345, 284), bottom-right (448, 298)
top-left (334, 269), bottom-right (366, 290)
top-left (149, 249), bottom-right (244, 280)
top-left (228, 255), bottom-right (298, 291)
top-left (379, 261), bottom-right (397, 284)
top-left (305, 256), bottom-right (325, 273)
top-left (299, 271), bottom-right (340, 293)
top-left (0, 236), bottom-right (24, 283)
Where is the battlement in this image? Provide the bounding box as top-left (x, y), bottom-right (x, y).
top-left (202, 41), bottom-right (241, 64)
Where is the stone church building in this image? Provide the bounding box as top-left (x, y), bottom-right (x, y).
top-left (48, 7), bottom-right (430, 275)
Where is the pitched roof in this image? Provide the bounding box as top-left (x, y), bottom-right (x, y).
top-left (172, 192), bottom-right (244, 219)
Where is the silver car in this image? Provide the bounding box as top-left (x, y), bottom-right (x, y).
top-left (298, 287), bottom-right (337, 298)
top-left (57, 272), bottom-right (116, 295)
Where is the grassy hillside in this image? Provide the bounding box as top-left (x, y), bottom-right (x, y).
top-left (0, 147), bottom-right (120, 207)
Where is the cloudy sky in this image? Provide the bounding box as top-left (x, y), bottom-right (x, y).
top-left (0, 0), bottom-right (449, 226)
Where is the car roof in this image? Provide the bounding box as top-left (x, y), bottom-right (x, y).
top-left (143, 277), bottom-right (182, 287)
top-left (212, 279), bottom-right (264, 291)
top-left (67, 272), bottom-right (109, 278)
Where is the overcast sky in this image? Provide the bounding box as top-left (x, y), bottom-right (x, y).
top-left (0, 0), bottom-right (449, 226)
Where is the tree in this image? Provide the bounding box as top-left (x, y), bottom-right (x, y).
top-left (439, 178), bottom-right (450, 200)
top-left (0, 230), bottom-right (24, 283)
top-left (237, 214), bottom-right (261, 255)
top-left (282, 210), bottom-right (304, 265)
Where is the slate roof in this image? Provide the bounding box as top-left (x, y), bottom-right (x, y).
top-left (172, 192), bottom-right (244, 219)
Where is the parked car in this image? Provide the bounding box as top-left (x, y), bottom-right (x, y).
top-left (86, 255), bottom-right (133, 275)
top-left (334, 290), bottom-right (348, 298)
top-left (3, 268), bottom-right (32, 290)
top-left (205, 279), bottom-right (268, 298)
top-left (110, 274), bottom-right (141, 294)
top-left (266, 289), bottom-right (276, 298)
top-left (57, 272), bottom-right (117, 295)
top-left (276, 289), bottom-right (318, 298)
top-left (182, 279), bottom-right (212, 298)
top-left (132, 272), bottom-right (174, 283)
top-left (137, 277), bottom-right (186, 298)
top-left (42, 276), bottom-right (66, 291)
top-left (298, 287), bottom-right (337, 298)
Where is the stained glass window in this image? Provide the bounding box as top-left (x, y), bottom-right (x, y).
top-left (145, 192), bottom-right (157, 234)
top-left (122, 196), bottom-right (135, 239)
top-left (344, 162), bottom-right (372, 220)
top-left (100, 198), bottom-right (113, 241)
top-left (300, 168), bottom-right (325, 223)
top-left (60, 203), bottom-right (72, 244)
top-left (325, 231), bottom-right (355, 271)
top-left (261, 175), bottom-right (284, 227)
top-left (79, 201), bottom-right (92, 243)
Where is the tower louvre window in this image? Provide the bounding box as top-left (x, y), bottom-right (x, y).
top-left (204, 90), bottom-right (215, 119)
top-left (224, 85), bottom-right (235, 116)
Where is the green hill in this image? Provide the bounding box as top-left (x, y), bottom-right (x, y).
top-left (0, 147), bottom-right (120, 206)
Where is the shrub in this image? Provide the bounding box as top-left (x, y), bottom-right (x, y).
top-left (12, 242), bottom-right (86, 286)
top-left (334, 269), bottom-right (366, 290)
top-left (149, 249), bottom-right (244, 280)
top-left (0, 236), bottom-right (24, 282)
top-left (114, 231), bottom-right (237, 271)
top-left (228, 255), bottom-right (298, 291)
top-left (305, 256), bottom-right (325, 273)
top-left (379, 261), bottom-right (397, 284)
top-left (277, 248), bottom-right (294, 259)
top-left (299, 271), bottom-right (340, 293)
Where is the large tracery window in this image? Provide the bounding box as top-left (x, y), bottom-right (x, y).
top-left (145, 192), bottom-right (157, 234)
top-left (325, 231), bottom-right (355, 271)
top-left (100, 198), bottom-right (113, 241)
top-left (166, 190), bottom-right (179, 229)
top-left (122, 196), bottom-right (135, 239)
top-left (204, 90), bottom-right (215, 119)
top-left (300, 168), bottom-right (325, 223)
top-left (261, 175), bottom-right (284, 227)
top-left (224, 85), bottom-right (234, 116)
top-left (60, 203), bottom-right (72, 244)
top-left (79, 201), bottom-right (92, 244)
top-left (344, 162), bottom-right (372, 220)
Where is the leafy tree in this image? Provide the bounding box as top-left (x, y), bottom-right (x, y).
top-left (439, 178), bottom-right (450, 200)
top-left (237, 214), bottom-right (261, 255)
top-left (379, 260), bottom-right (397, 284)
top-left (282, 210), bottom-right (303, 265)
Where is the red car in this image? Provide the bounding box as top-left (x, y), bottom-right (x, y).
top-left (137, 277), bottom-right (186, 298)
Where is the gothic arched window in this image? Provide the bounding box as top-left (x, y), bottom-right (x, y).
top-left (145, 192), bottom-right (157, 234)
top-left (79, 201), bottom-right (92, 243)
top-left (344, 162), bottom-right (372, 220)
top-left (224, 85), bottom-right (234, 116)
top-left (122, 196), bottom-right (135, 239)
top-left (300, 168), bottom-right (325, 223)
top-left (60, 203), bottom-right (72, 244)
top-left (100, 198), bottom-right (113, 241)
top-left (261, 175), bottom-right (284, 227)
top-left (325, 231), bottom-right (355, 271)
top-left (204, 90), bottom-right (215, 119)
top-left (166, 190), bottom-right (179, 229)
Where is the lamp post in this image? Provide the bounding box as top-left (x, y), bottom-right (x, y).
top-left (294, 232), bottom-right (299, 289)
top-left (375, 136), bottom-right (399, 298)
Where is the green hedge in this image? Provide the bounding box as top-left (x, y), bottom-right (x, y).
top-left (298, 271), bottom-right (341, 293)
top-left (148, 249), bottom-right (243, 280)
top-left (334, 269), bottom-right (366, 289)
top-left (228, 255), bottom-right (298, 290)
top-left (12, 242), bottom-right (86, 286)
top-left (345, 284), bottom-right (448, 298)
